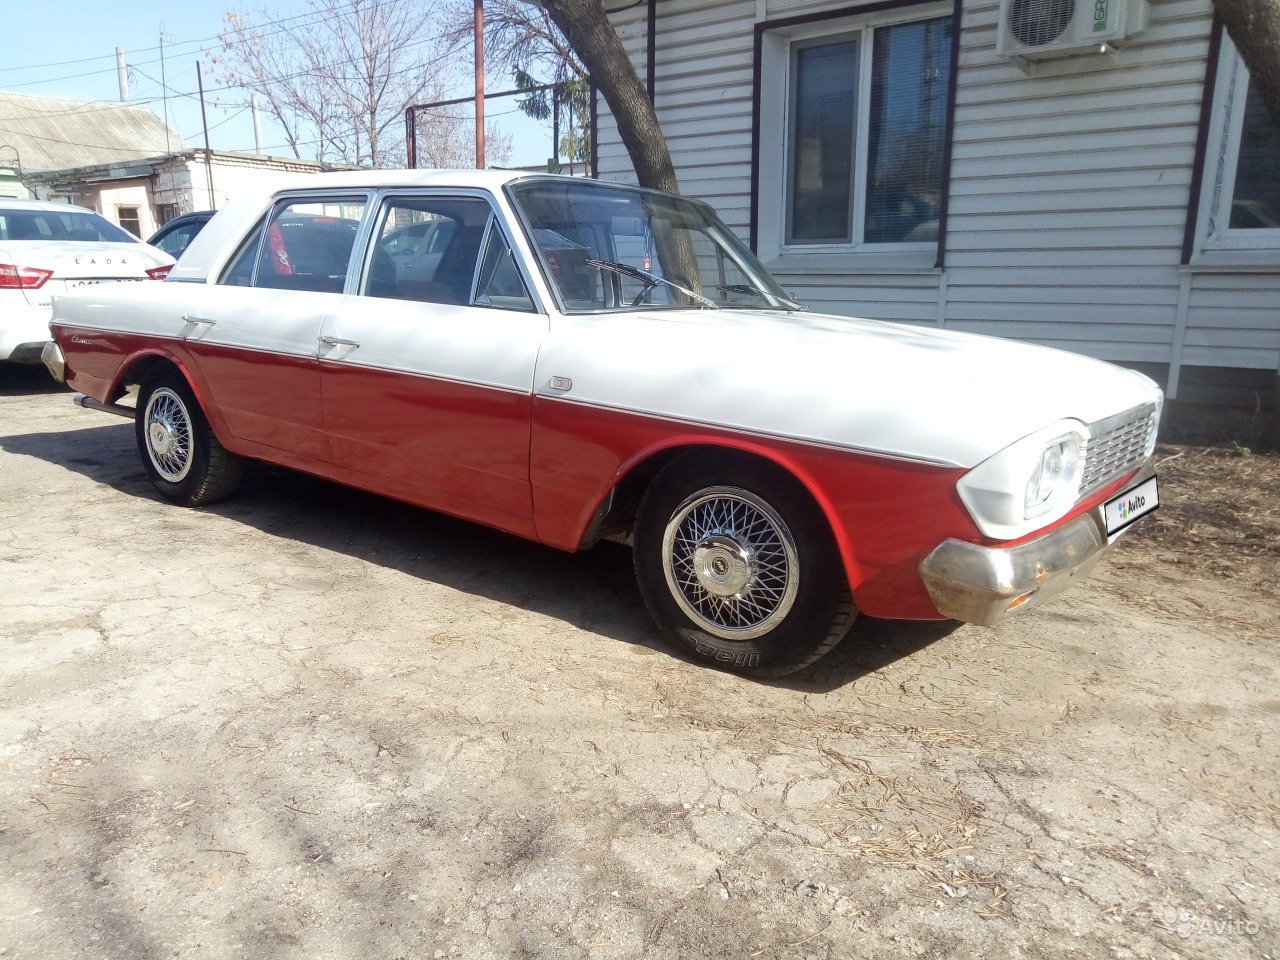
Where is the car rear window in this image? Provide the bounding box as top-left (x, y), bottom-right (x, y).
top-left (0, 209), bottom-right (138, 244)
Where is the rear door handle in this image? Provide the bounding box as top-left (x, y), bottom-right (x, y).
top-left (318, 335), bottom-right (360, 348)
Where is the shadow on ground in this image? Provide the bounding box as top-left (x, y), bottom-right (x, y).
top-left (2, 417), bottom-right (958, 691)
top-left (0, 363), bottom-right (67, 397)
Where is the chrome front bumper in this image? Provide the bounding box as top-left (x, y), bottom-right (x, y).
top-left (919, 463), bottom-right (1155, 625)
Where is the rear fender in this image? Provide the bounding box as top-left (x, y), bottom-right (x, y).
top-left (110, 346), bottom-right (235, 446)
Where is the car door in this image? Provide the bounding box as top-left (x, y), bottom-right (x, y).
top-left (317, 191), bottom-right (547, 532)
top-left (185, 193), bottom-right (369, 461)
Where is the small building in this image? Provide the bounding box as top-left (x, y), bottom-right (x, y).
top-left (594, 0), bottom-right (1280, 408)
top-left (0, 165), bottom-right (25, 199)
top-left (0, 91), bottom-right (346, 238)
top-left (24, 150), bottom-right (351, 239)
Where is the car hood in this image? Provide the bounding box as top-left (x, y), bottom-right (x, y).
top-left (0, 240), bottom-right (173, 279)
top-left (538, 308), bottom-right (1162, 468)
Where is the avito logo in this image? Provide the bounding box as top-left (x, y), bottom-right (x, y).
top-left (1119, 494), bottom-right (1146, 520)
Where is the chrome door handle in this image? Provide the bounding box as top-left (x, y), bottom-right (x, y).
top-left (318, 335), bottom-right (360, 348)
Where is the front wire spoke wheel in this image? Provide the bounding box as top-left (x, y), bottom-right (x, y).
top-left (660, 486), bottom-right (799, 641)
top-left (143, 387), bottom-right (195, 482)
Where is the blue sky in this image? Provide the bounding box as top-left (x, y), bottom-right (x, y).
top-left (0, 0), bottom-right (553, 168)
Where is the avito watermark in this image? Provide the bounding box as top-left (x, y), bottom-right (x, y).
top-left (1160, 908), bottom-right (1260, 940)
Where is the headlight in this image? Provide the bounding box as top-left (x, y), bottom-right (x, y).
top-left (1025, 434), bottom-right (1080, 519)
top-left (957, 420), bottom-right (1087, 541)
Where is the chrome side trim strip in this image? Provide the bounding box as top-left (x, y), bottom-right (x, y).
top-left (316, 356), bottom-right (531, 397)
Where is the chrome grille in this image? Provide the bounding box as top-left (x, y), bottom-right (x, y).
top-left (1080, 403), bottom-right (1158, 496)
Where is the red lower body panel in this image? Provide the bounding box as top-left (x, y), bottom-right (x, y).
top-left (529, 398), bottom-right (978, 619)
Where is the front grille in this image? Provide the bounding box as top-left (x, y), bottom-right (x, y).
top-left (1079, 402), bottom-right (1158, 496)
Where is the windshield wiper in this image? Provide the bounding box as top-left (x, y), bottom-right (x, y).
top-left (717, 283), bottom-right (806, 312)
top-left (585, 258), bottom-right (718, 310)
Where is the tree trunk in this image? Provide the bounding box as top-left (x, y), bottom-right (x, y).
top-left (540, 0), bottom-right (680, 194)
top-left (1214, 0), bottom-right (1280, 125)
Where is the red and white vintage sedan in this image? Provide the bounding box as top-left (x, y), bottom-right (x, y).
top-left (44, 171), bottom-right (1161, 676)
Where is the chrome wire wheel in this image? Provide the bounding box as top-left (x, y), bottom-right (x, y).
top-left (142, 386), bottom-right (194, 483)
top-left (661, 486), bottom-right (800, 640)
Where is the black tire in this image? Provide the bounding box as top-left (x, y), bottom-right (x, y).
top-left (633, 453), bottom-right (857, 677)
top-left (135, 366), bottom-right (242, 506)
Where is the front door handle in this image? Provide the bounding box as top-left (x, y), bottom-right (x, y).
top-left (318, 335), bottom-right (360, 348)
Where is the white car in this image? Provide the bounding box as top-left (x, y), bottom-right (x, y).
top-left (0, 199), bottom-right (174, 363)
top-left (45, 171), bottom-right (1162, 677)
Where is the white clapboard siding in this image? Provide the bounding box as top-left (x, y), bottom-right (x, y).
top-left (596, 0), bottom-right (1280, 388)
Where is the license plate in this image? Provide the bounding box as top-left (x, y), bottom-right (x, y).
top-left (65, 278), bottom-right (144, 288)
top-left (1103, 474), bottom-right (1159, 536)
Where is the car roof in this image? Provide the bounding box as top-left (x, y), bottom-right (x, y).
top-left (0, 198), bottom-right (97, 214)
top-left (254, 168), bottom-right (543, 193)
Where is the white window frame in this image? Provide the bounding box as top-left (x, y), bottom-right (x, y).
top-left (758, 1), bottom-right (952, 272)
top-left (1191, 35), bottom-right (1280, 263)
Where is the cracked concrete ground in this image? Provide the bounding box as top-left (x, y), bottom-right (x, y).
top-left (1, 364), bottom-right (1277, 959)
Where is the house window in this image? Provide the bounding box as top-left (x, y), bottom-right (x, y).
top-left (117, 205), bottom-right (142, 237)
top-left (1192, 35), bottom-right (1280, 258)
top-left (759, 2), bottom-right (954, 264)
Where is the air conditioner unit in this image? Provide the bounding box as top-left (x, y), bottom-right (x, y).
top-left (996, 0), bottom-right (1149, 61)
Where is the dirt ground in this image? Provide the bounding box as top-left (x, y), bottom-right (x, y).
top-left (1, 363), bottom-right (1277, 960)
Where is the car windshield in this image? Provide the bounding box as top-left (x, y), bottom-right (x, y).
top-left (509, 179), bottom-right (799, 313)
top-left (0, 208), bottom-right (139, 244)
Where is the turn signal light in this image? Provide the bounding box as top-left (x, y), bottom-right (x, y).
top-left (1006, 590), bottom-right (1037, 612)
top-left (146, 265), bottom-right (174, 280)
top-left (0, 263), bottom-right (54, 289)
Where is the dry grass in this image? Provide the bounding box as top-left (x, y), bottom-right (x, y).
top-left (1120, 443), bottom-right (1280, 588)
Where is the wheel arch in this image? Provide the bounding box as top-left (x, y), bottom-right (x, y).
top-left (109, 348), bottom-right (232, 445)
top-left (579, 438), bottom-right (863, 593)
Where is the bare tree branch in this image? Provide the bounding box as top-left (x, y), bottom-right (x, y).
top-left (211, 0), bottom-right (497, 167)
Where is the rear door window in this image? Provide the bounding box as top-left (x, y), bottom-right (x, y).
top-left (221, 196), bottom-right (367, 292)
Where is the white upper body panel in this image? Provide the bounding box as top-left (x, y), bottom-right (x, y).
top-left (533, 308), bottom-right (1160, 469)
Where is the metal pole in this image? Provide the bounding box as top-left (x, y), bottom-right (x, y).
top-left (116, 48), bottom-right (129, 101)
top-left (552, 94), bottom-right (560, 172)
top-left (646, 0), bottom-right (656, 104)
top-left (474, 0), bottom-right (485, 169)
top-left (405, 107), bottom-right (416, 168)
top-left (196, 61), bottom-right (216, 209)
top-left (589, 82), bottom-right (598, 179)
top-left (251, 95), bottom-right (263, 153)
top-left (159, 28), bottom-right (170, 153)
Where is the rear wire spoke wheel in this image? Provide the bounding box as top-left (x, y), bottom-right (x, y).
top-left (135, 367), bottom-right (243, 506)
top-left (143, 387), bottom-right (195, 483)
top-left (635, 455), bottom-right (857, 677)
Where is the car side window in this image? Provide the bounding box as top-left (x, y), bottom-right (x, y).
top-left (474, 223), bottom-right (535, 312)
top-left (154, 222), bottom-right (199, 258)
top-left (361, 196), bottom-right (530, 310)
top-left (220, 196), bottom-right (366, 292)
